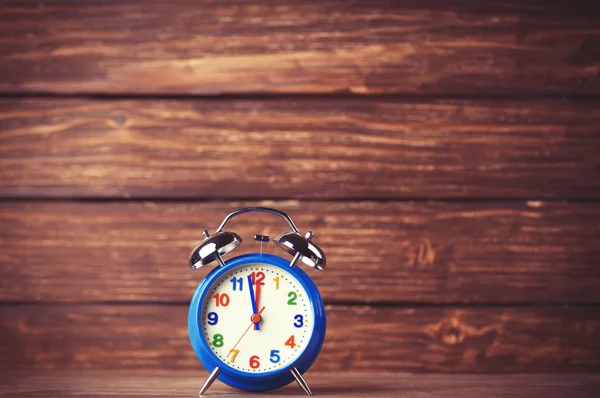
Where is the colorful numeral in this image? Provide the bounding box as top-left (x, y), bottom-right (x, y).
top-left (213, 293), bottom-right (230, 307)
top-left (293, 314), bottom-right (303, 328)
top-left (287, 291), bottom-right (297, 305)
top-left (249, 355), bottom-right (260, 368)
top-left (230, 277), bottom-right (243, 291)
top-left (212, 333), bottom-right (224, 347)
top-left (207, 312), bottom-right (218, 325)
top-left (251, 271), bottom-right (265, 286)
top-left (270, 349), bottom-right (281, 363)
top-left (230, 349), bottom-right (239, 362)
top-left (273, 276), bottom-right (280, 290)
top-left (285, 335), bottom-right (296, 348)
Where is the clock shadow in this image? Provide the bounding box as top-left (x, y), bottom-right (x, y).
top-left (226, 378), bottom-right (396, 396)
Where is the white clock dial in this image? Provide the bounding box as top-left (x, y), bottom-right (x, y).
top-left (201, 263), bottom-right (315, 373)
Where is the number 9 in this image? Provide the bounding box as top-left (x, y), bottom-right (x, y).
top-left (207, 312), bottom-right (218, 325)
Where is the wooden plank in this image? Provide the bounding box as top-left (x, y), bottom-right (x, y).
top-left (1, 304), bottom-right (599, 373)
top-left (1, 99), bottom-right (600, 199)
top-left (2, 372), bottom-right (600, 398)
top-left (0, 0), bottom-right (598, 95)
top-left (1, 201), bottom-right (599, 304)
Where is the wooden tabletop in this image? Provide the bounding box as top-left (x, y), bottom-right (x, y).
top-left (1, 371), bottom-right (599, 397)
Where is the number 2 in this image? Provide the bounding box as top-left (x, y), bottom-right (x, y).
top-left (287, 291), bottom-right (297, 305)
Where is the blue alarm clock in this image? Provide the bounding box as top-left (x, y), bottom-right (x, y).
top-left (187, 207), bottom-right (327, 395)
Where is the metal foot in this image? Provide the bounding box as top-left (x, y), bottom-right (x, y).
top-left (199, 367), bottom-right (220, 395)
top-left (290, 367), bottom-right (313, 396)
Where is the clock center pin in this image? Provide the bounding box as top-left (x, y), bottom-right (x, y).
top-left (251, 313), bottom-right (262, 324)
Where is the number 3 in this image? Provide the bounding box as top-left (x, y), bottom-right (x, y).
top-left (293, 314), bottom-right (303, 328)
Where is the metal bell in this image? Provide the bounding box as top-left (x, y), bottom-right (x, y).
top-left (274, 231), bottom-right (326, 271)
top-left (189, 230), bottom-right (242, 270)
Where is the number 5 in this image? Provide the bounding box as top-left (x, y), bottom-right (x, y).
top-left (270, 349), bottom-right (281, 363)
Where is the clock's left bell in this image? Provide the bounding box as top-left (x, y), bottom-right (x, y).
top-left (189, 230), bottom-right (242, 269)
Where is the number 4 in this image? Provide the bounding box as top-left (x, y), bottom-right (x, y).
top-left (285, 335), bottom-right (296, 348)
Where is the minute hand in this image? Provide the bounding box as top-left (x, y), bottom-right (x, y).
top-left (247, 275), bottom-right (260, 330)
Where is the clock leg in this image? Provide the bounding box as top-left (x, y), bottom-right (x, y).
top-left (290, 367), bottom-right (313, 396)
top-left (198, 367), bottom-right (220, 395)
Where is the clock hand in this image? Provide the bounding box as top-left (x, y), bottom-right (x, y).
top-left (227, 306), bottom-right (265, 358)
top-left (255, 279), bottom-right (262, 316)
top-left (247, 275), bottom-right (260, 330)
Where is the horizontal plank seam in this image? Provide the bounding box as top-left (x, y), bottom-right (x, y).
top-left (0, 197), bottom-right (598, 204)
top-left (1, 301), bottom-right (599, 308)
top-left (1, 92), bottom-right (599, 102)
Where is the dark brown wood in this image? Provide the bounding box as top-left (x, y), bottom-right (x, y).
top-left (1, 201), bottom-right (599, 304)
top-left (2, 371), bottom-right (600, 397)
top-left (1, 98), bottom-right (600, 199)
top-left (0, 0), bottom-right (598, 95)
top-left (1, 304), bottom-right (599, 373)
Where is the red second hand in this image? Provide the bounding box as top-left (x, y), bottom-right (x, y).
top-left (253, 272), bottom-right (265, 330)
top-left (254, 283), bottom-right (262, 330)
top-left (227, 306), bottom-right (265, 358)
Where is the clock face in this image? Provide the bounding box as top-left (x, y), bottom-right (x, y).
top-left (200, 262), bottom-right (315, 373)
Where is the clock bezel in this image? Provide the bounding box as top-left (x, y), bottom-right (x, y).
top-left (188, 253), bottom-right (326, 391)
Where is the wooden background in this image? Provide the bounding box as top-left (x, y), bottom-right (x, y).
top-left (1, 0), bottom-right (599, 374)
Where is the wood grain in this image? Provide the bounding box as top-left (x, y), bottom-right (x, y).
top-left (1, 98), bottom-right (600, 199)
top-left (1, 201), bottom-right (599, 304)
top-left (1, 304), bottom-right (599, 373)
top-left (0, 0), bottom-right (598, 95)
top-left (2, 371), bottom-right (600, 397)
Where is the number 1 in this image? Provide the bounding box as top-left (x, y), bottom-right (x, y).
top-left (273, 276), bottom-right (279, 290)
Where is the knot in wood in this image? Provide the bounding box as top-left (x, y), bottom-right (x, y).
top-left (434, 317), bottom-right (466, 346)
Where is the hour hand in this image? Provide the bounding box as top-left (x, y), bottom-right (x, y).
top-left (247, 275), bottom-right (260, 330)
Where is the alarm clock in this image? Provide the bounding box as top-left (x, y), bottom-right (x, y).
top-left (187, 207), bottom-right (327, 395)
